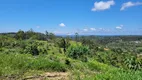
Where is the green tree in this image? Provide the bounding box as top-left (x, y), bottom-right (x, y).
top-left (57, 38), bottom-right (70, 53)
top-left (0, 41), bottom-right (2, 48)
top-left (45, 30), bottom-right (49, 39)
top-left (25, 29), bottom-right (35, 39)
top-left (15, 30), bottom-right (25, 40)
top-left (49, 33), bottom-right (55, 40)
top-left (75, 32), bottom-right (79, 42)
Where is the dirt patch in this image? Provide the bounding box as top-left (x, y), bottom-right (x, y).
top-left (23, 72), bottom-right (69, 80)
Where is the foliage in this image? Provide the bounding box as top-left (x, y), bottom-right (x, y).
top-left (67, 44), bottom-right (90, 62)
top-left (15, 30), bottom-right (25, 40)
top-left (136, 47), bottom-right (142, 54)
top-left (56, 38), bottom-right (70, 53)
top-left (24, 41), bottom-right (39, 55)
top-left (124, 56), bottom-right (142, 70)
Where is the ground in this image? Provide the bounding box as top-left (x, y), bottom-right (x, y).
top-left (24, 72), bottom-right (69, 80)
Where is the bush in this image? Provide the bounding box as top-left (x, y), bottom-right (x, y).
top-left (24, 41), bottom-right (39, 55)
top-left (65, 59), bottom-right (71, 66)
top-left (67, 44), bottom-right (90, 61)
top-left (136, 47), bottom-right (142, 54)
top-left (124, 56), bottom-right (142, 70)
top-left (56, 38), bottom-right (70, 53)
top-left (111, 48), bottom-right (123, 54)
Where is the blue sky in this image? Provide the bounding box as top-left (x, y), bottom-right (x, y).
top-left (0, 0), bottom-right (142, 35)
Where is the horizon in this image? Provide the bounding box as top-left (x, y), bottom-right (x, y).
top-left (1, 31), bottom-right (142, 36)
top-left (0, 0), bottom-right (142, 35)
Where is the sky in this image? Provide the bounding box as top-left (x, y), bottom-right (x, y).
top-left (0, 0), bottom-right (142, 35)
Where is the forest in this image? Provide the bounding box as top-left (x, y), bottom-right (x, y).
top-left (0, 29), bottom-right (142, 80)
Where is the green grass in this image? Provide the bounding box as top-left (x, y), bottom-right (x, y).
top-left (0, 53), bottom-right (67, 76)
top-left (82, 60), bottom-right (142, 80)
top-left (83, 70), bottom-right (142, 80)
top-left (1, 52), bottom-right (142, 80)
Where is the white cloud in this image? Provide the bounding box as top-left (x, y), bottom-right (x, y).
top-left (121, 2), bottom-right (142, 11)
top-left (92, 0), bottom-right (115, 11)
top-left (116, 26), bottom-right (122, 29)
top-left (83, 29), bottom-right (88, 32)
top-left (99, 28), bottom-right (103, 30)
top-left (98, 28), bottom-right (109, 32)
top-left (116, 25), bottom-right (123, 30)
top-left (59, 23), bottom-right (66, 27)
top-left (36, 26), bottom-right (40, 29)
top-left (90, 28), bottom-right (96, 31)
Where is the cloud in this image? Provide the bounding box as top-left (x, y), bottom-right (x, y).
top-left (59, 23), bottom-right (66, 27)
top-left (116, 25), bottom-right (123, 30)
top-left (92, 0), bottom-right (115, 11)
top-left (121, 2), bottom-right (142, 10)
top-left (99, 28), bottom-right (103, 30)
top-left (97, 28), bottom-right (105, 31)
top-left (36, 26), bottom-right (40, 29)
top-left (90, 28), bottom-right (96, 31)
top-left (83, 29), bottom-right (88, 32)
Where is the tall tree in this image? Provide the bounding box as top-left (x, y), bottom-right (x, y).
top-left (57, 38), bottom-right (70, 53)
top-left (49, 33), bottom-right (55, 40)
top-left (75, 32), bottom-right (79, 42)
top-left (15, 30), bottom-right (25, 40)
top-left (45, 30), bottom-right (49, 39)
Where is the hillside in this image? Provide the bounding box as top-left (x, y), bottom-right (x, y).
top-left (0, 30), bottom-right (142, 80)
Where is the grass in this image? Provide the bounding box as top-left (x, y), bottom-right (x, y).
top-left (0, 52), bottom-right (142, 80)
top-left (83, 70), bottom-right (142, 80)
top-left (83, 60), bottom-right (142, 80)
top-left (0, 52), bottom-right (67, 77)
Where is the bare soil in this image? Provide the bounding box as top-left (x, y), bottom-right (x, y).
top-left (23, 72), bottom-right (69, 80)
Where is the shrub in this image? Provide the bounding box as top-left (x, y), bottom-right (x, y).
top-left (24, 41), bottom-right (39, 55)
top-left (67, 44), bottom-right (90, 61)
top-left (111, 48), bottom-right (123, 54)
top-left (56, 38), bottom-right (70, 53)
top-left (65, 59), bottom-right (71, 66)
top-left (136, 47), bottom-right (142, 54)
top-left (124, 56), bottom-right (142, 70)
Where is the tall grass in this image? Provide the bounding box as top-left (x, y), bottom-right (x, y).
top-left (0, 53), bottom-right (66, 76)
top-left (83, 70), bottom-right (142, 80)
top-left (83, 60), bottom-right (142, 80)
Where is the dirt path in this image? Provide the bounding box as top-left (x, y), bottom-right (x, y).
top-left (23, 72), bottom-right (69, 80)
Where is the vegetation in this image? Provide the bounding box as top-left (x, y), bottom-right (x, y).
top-left (0, 30), bottom-right (142, 80)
